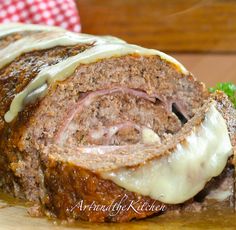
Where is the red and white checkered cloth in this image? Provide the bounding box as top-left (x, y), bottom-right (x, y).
top-left (0, 0), bottom-right (81, 32)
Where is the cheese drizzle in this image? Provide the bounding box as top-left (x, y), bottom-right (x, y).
top-left (0, 23), bottom-right (188, 122)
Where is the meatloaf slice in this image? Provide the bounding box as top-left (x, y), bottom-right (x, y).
top-left (0, 23), bottom-right (235, 222)
top-left (40, 92), bottom-right (235, 222)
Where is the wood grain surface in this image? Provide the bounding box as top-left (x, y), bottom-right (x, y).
top-left (77, 0), bottom-right (236, 53)
top-left (0, 193), bottom-right (235, 230)
top-left (173, 54), bottom-right (236, 86)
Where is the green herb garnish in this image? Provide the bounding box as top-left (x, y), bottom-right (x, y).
top-left (209, 82), bottom-right (236, 108)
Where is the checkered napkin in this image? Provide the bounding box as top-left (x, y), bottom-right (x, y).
top-left (0, 0), bottom-right (81, 32)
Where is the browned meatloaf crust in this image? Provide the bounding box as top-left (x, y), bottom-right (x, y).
top-left (0, 27), bottom-right (235, 222)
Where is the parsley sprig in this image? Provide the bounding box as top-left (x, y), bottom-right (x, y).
top-left (209, 82), bottom-right (236, 108)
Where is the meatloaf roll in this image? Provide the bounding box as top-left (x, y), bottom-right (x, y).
top-left (0, 23), bottom-right (235, 222)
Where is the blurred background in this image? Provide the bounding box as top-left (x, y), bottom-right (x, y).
top-left (77, 0), bottom-right (236, 86)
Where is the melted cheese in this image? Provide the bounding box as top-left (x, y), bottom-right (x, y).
top-left (0, 29), bottom-right (127, 69)
top-left (0, 31), bottom-right (83, 69)
top-left (101, 104), bottom-right (233, 204)
top-left (142, 127), bottom-right (161, 144)
top-left (207, 190), bottom-right (232, 202)
top-left (0, 23), bottom-right (64, 37)
top-left (0, 23), bottom-right (189, 122)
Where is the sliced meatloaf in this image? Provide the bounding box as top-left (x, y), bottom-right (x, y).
top-left (0, 23), bottom-right (235, 222)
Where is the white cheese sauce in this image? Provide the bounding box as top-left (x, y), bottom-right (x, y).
top-left (101, 104), bottom-right (233, 204)
top-left (0, 23), bottom-right (189, 122)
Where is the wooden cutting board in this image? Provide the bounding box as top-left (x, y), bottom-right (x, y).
top-left (0, 193), bottom-right (235, 230)
top-left (77, 0), bottom-right (236, 53)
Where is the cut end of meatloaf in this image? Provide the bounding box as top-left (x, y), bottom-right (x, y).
top-left (37, 92), bottom-right (235, 222)
top-left (21, 55), bottom-right (208, 148)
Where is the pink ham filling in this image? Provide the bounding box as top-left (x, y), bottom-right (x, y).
top-left (54, 87), bottom-right (187, 146)
top-left (87, 121), bottom-right (148, 145)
